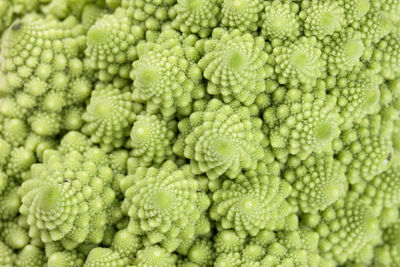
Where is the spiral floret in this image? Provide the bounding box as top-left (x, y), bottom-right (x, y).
top-left (0, 0), bottom-right (13, 35)
top-left (359, 8), bottom-right (393, 44)
top-left (173, 99), bottom-right (265, 179)
top-left (260, 230), bottom-right (321, 267)
top-left (362, 165), bottom-right (400, 211)
top-left (121, 0), bottom-right (176, 32)
top-left (131, 30), bottom-right (204, 117)
top-left (322, 29), bottom-right (365, 74)
top-left (330, 69), bottom-right (380, 125)
top-left (337, 0), bottom-right (370, 24)
top-left (198, 28), bottom-right (269, 105)
top-left (373, 222), bottom-right (400, 266)
top-left (111, 229), bottom-right (142, 258)
top-left (129, 113), bottom-right (175, 168)
top-left (82, 84), bottom-right (136, 150)
top-left (0, 182), bottom-right (20, 220)
top-left (220, 0), bottom-right (263, 32)
top-left (121, 161), bottom-right (210, 252)
top-left (59, 131), bottom-right (92, 154)
top-left (214, 230), bottom-right (246, 254)
top-left (47, 250), bottom-right (85, 267)
top-left (0, 219), bottom-right (29, 250)
top-left (85, 9), bottom-right (144, 81)
top-left (172, 0), bottom-right (220, 38)
top-left (284, 153), bottom-right (347, 212)
top-left (83, 247), bottom-right (129, 267)
top-left (272, 37), bottom-right (325, 86)
top-left (372, 32), bottom-right (400, 79)
top-left (0, 15), bottom-right (90, 136)
top-left (15, 245), bottom-right (47, 267)
top-left (261, 0), bottom-right (300, 40)
top-left (19, 148), bottom-right (117, 249)
top-left (299, 0), bottom-right (345, 39)
top-left (210, 168), bottom-right (292, 236)
top-left (337, 114), bottom-right (393, 184)
top-left (134, 245), bottom-right (177, 267)
top-left (304, 198), bottom-right (379, 264)
top-left (378, 0), bottom-right (400, 23)
top-left (187, 238), bottom-right (215, 266)
top-left (264, 89), bottom-right (339, 157)
top-left (0, 241), bottom-right (15, 267)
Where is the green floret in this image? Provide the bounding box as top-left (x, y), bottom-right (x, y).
top-left (128, 113), bottom-right (175, 168)
top-left (361, 165), bottom-right (400, 213)
top-left (111, 229), bottom-right (142, 258)
top-left (108, 149), bottom-right (129, 175)
top-left (271, 37), bottom-right (325, 86)
top-left (214, 229), bottom-right (320, 266)
top-left (210, 168), bottom-right (292, 236)
top-left (329, 69), bottom-right (380, 125)
top-left (172, 0), bottom-right (221, 38)
top-left (120, 0), bottom-right (175, 32)
top-left (260, 230), bottom-right (321, 267)
top-left (304, 197), bottom-right (379, 264)
top-left (198, 28), bottom-right (269, 105)
top-left (261, 0), bottom-right (300, 41)
top-left (24, 132), bottom-right (57, 161)
top-left (132, 245), bottom-right (177, 267)
top-left (0, 241), bottom-right (16, 267)
top-left (220, 0), bottom-right (263, 32)
top-left (213, 230), bottom-right (246, 254)
top-left (1, 118), bottom-right (28, 146)
top-left (15, 245), bottom-right (47, 267)
top-left (85, 9), bottom-right (144, 82)
top-left (187, 238), bottom-right (215, 266)
top-left (82, 83), bottom-right (136, 151)
top-left (120, 161), bottom-right (210, 252)
top-left (40, 0), bottom-right (71, 19)
top-left (358, 8), bottom-right (393, 45)
top-left (284, 153), bottom-right (347, 212)
top-left (131, 29), bottom-right (204, 117)
top-left (59, 131), bottom-right (92, 154)
top-left (336, 114), bottom-right (393, 184)
top-left (264, 89), bottom-right (339, 157)
top-left (376, 0), bottom-right (400, 23)
top-left (336, 0), bottom-right (370, 24)
top-left (373, 221), bottom-right (400, 267)
top-left (0, 218), bottom-right (29, 249)
top-left (29, 111), bottom-right (62, 136)
top-left (0, 15), bottom-right (91, 136)
top-left (299, 0), bottom-right (345, 39)
top-left (19, 148), bottom-right (117, 249)
top-left (379, 80), bottom-right (400, 125)
top-left (173, 99), bottom-right (265, 180)
top-left (0, 0), bottom-right (13, 36)
top-left (322, 28), bottom-right (365, 75)
top-left (372, 31), bottom-right (400, 79)
top-left (0, 182), bottom-right (21, 220)
top-left (12, 0), bottom-right (41, 15)
top-left (62, 105), bottom-right (85, 131)
top-left (214, 252), bottom-right (242, 267)
top-left (79, 3), bottom-right (108, 30)
top-left (83, 247), bottom-right (130, 267)
top-left (241, 243), bottom-right (266, 263)
top-left (48, 250), bottom-right (85, 267)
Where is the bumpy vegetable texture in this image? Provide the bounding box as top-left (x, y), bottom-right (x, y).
top-left (0, 0), bottom-right (400, 266)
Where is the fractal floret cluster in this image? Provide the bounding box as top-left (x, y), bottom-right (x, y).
top-left (0, 0), bottom-right (400, 266)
